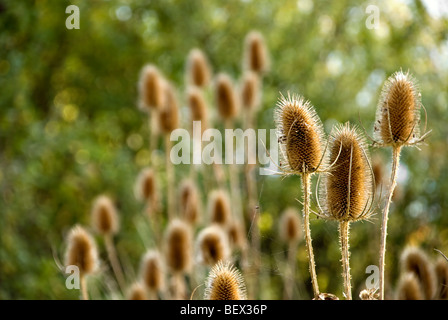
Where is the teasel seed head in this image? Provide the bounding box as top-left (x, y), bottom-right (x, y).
top-left (165, 219), bottom-right (193, 274)
top-left (138, 64), bottom-right (165, 111)
top-left (186, 48), bottom-right (212, 88)
top-left (204, 260), bottom-right (247, 300)
top-left (196, 224), bottom-right (230, 266)
top-left (243, 31), bottom-right (270, 74)
top-left (179, 179), bottom-right (201, 225)
top-left (396, 272), bottom-right (424, 300)
top-left (240, 71), bottom-right (260, 112)
top-left (374, 70), bottom-right (423, 147)
top-left (140, 249), bottom-right (164, 293)
top-left (208, 190), bottom-right (232, 227)
top-left (359, 288), bottom-right (379, 300)
top-left (215, 73), bottom-right (239, 121)
top-left (400, 247), bottom-right (437, 299)
top-left (275, 93), bottom-right (326, 174)
top-left (127, 282), bottom-right (147, 300)
top-left (135, 167), bottom-right (159, 213)
top-left (159, 81), bottom-right (179, 134)
top-left (228, 220), bottom-right (247, 250)
top-left (65, 225), bottom-right (98, 276)
top-left (435, 257), bottom-right (448, 299)
top-left (187, 86), bottom-right (208, 133)
top-left (91, 195), bottom-right (119, 236)
top-left (318, 123), bottom-right (374, 222)
top-left (279, 207), bottom-right (301, 243)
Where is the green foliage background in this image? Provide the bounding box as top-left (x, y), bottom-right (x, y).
top-left (1, 0), bottom-right (447, 299)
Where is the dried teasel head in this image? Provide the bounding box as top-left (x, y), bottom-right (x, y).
top-left (127, 282), bottom-right (147, 300)
top-left (435, 257), bottom-right (448, 299)
top-left (318, 123), bottom-right (375, 222)
top-left (179, 179), bottom-right (201, 225)
top-left (186, 86), bottom-right (208, 133)
top-left (138, 64), bottom-right (165, 111)
top-left (140, 249), bottom-right (164, 293)
top-left (373, 70), bottom-right (428, 147)
top-left (240, 71), bottom-right (260, 112)
top-left (275, 93), bottom-right (326, 175)
top-left (159, 81), bottom-right (179, 134)
top-left (396, 272), bottom-right (424, 300)
top-left (228, 220), bottom-right (247, 250)
top-left (196, 224), bottom-right (230, 266)
top-left (135, 167), bottom-right (158, 207)
top-left (186, 48), bottom-right (212, 88)
top-left (243, 31), bottom-right (270, 74)
top-left (400, 246), bottom-right (437, 299)
top-left (164, 219), bottom-right (193, 274)
top-left (64, 225), bottom-right (98, 276)
top-left (208, 190), bottom-right (232, 227)
top-left (91, 195), bottom-right (119, 236)
top-left (215, 73), bottom-right (239, 121)
top-left (279, 207), bottom-right (301, 243)
top-left (204, 260), bottom-right (247, 300)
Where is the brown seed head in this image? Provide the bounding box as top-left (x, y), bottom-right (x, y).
top-left (215, 73), bottom-right (239, 121)
top-left (165, 219), bottom-right (193, 274)
top-left (204, 261), bottom-right (247, 300)
top-left (138, 64), bottom-right (165, 111)
top-left (196, 224), bottom-right (230, 266)
top-left (140, 249), bottom-right (164, 292)
top-left (374, 70), bottom-right (421, 146)
top-left (179, 179), bottom-right (201, 225)
top-left (187, 86), bottom-right (208, 133)
top-left (240, 71), bottom-right (260, 112)
top-left (208, 190), bottom-right (232, 227)
top-left (279, 207), bottom-right (301, 243)
top-left (186, 48), bottom-right (212, 88)
top-left (275, 93), bottom-right (326, 174)
top-left (228, 220), bottom-right (247, 250)
top-left (135, 167), bottom-right (158, 209)
top-left (91, 195), bottom-right (119, 236)
top-left (435, 257), bottom-right (448, 299)
top-left (396, 272), bottom-right (424, 300)
top-left (65, 225), bottom-right (98, 275)
top-left (244, 31), bottom-right (269, 74)
top-left (127, 282), bottom-right (147, 300)
top-left (159, 82), bottom-right (179, 134)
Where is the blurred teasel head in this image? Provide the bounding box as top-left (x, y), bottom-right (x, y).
top-left (91, 195), bottom-right (119, 236)
top-left (159, 81), bottom-right (179, 134)
top-left (186, 48), bottom-right (212, 88)
top-left (215, 73), bottom-right (239, 121)
top-left (196, 224), bottom-right (230, 266)
top-left (64, 225), bottom-right (98, 276)
top-left (165, 219), bottom-right (193, 274)
top-left (140, 249), bottom-right (164, 294)
top-left (208, 190), bottom-right (232, 227)
top-left (279, 207), bottom-right (301, 244)
top-left (186, 86), bottom-right (208, 133)
top-left (138, 64), bottom-right (165, 111)
top-left (243, 30), bottom-right (270, 74)
top-left (240, 71), bottom-right (260, 112)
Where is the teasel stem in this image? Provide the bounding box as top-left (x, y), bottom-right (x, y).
top-left (301, 173), bottom-right (320, 298)
top-left (104, 234), bottom-right (126, 294)
top-left (80, 275), bottom-right (89, 300)
top-left (171, 273), bottom-right (186, 300)
top-left (165, 134), bottom-right (175, 220)
top-left (148, 111), bottom-right (159, 164)
top-left (284, 240), bottom-right (298, 299)
top-left (379, 145), bottom-right (402, 300)
top-left (339, 221), bottom-right (352, 300)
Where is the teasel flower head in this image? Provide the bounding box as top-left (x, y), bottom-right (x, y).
top-left (196, 224), bottom-right (230, 266)
top-left (317, 123), bottom-right (375, 222)
top-left (204, 260), bottom-right (247, 300)
top-left (179, 179), bottom-right (201, 226)
top-left (165, 219), bottom-right (193, 274)
top-left (140, 249), bottom-right (164, 293)
top-left (279, 207), bottom-right (301, 243)
top-left (127, 282), bottom-right (147, 300)
top-left (186, 48), bottom-right (212, 88)
top-left (240, 71), bottom-right (260, 112)
top-left (64, 225), bottom-right (99, 276)
top-left (135, 167), bottom-right (159, 213)
top-left (138, 64), bottom-right (165, 111)
top-left (275, 93), bottom-right (327, 175)
top-left (91, 195), bottom-right (119, 236)
top-left (215, 73), bottom-right (239, 121)
top-left (159, 81), bottom-right (179, 134)
top-left (243, 30), bottom-right (270, 74)
top-left (208, 190), bottom-right (232, 227)
top-left (396, 272), bottom-right (424, 300)
top-left (187, 86), bottom-right (208, 133)
top-left (228, 220), bottom-right (247, 250)
top-left (373, 70), bottom-right (430, 148)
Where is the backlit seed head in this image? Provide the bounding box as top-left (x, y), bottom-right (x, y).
top-left (186, 48), bottom-right (212, 88)
top-left (435, 257), bottom-right (448, 299)
top-left (165, 219), bottom-right (193, 274)
top-left (215, 73), bottom-right (239, 121)
top-left (65, 225), bottom-right (98, 276)
top-left (275, 93), bottom-right (326, 174)
top-left (91, 195), bottom-right (119, 236)
top-left (319, 123), bottom-right (374, 222)
top-left (208, 190), bottom-right (232, 227)
top-left (228, 220), bottom-right (247, 250)
top-left (159, 82), bottom-right (179, 134)
top-left (204, 261), bottom-right (247, 300)
top-left (138, 64), bottom-right (165, 111)
top-left (396, 272), bottom-right (424, 300)
top-left (179, 179), bottom-right (201, 225)
top-left (135, 167), bottom-right (159, 214)
top-left (140, 249), bottom-right (164, 292)
top-left (279, 207), bottom-right (301, 243)
top-left (240, 71), bottom-right (260, 112)
top-left (374, 70), bottom-right (422, 147)
top-left (196, 224), bottom-right (230, 266)
top-left (127, 282), bottom-right (147, 300)
top-left (187, 86), bottom-right (208, 133)
top-left (243, 31), bottom-right (270, 74)
top-left (400, 247), bottom-right (437, 299)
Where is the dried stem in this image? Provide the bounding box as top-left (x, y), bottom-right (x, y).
top-left (165, 134), bottom-right (175, 219)
top-left (148, 111), bottom-right (159, 163)
top-left (105, 234), bottom-right (126, 294)
top-left (339, 221), bottom-right (352, 300)
top-left (80, 275), bottom-right (88, 300)
top-left (283, 240), bottom-right (298, 299)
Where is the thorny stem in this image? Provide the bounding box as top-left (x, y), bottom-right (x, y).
top-left (379, 145), bottom-right (402, 300)
top-left (105, 234), bottom-right (126, 294)
top-left (339, 221), bottom-right (352, 300)
top-left (301, 173), bottom-right (320, 298)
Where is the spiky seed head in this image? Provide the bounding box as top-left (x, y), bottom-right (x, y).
top-left (396, 272), bottom-right (424, 300)
top-left (215, 73), bottom-right (239, 120)
top-left (400, 246), bottom-right (437, 299)
top-left (187, 86), bottom-right (208, 133)
top-left (275, 93), bottom-right (326, 174)
top-left (279, 207), bottom-right (301, 243)
top-left (204, 261), bottom-right (247, 300)
top-left (91, 195), bottom-right (119, 236)
top-left (208, 190), bottom-right (232, 227)
top-left (228, 220), bottom-right (247, 250)
top-left (165, 219), bottom-right (193, 274)
top-left (319, 123), bottom-right (373, 222)
top-left (65, 225), bottom-right (98, 276)
top-left (243, 31), bottom-right (269, 74)
top-left (135, 167), bottom-right (158, 208)
top-left (196, 224), bottom-right (230, 266)
top-left (127, 282), bottom-right (147, 300)
top-left (359, 288), bottom-right (379, 300)
top-left (140, 249), bottom-right (164, 292)
top-left (374, 70), bottom-right (422, 147)
top-left (435, 257), bottom-right (448, 299)
top-left (159, 82), bottom-right (179, 134)
top-left (240, 71), bottom-right (260, 111)
top-left (138, 64), bottom-right (165, 111)
top-left (179, 179), bottom-right (201, 225)
top-left (186, 48), bottom-right (212, 88)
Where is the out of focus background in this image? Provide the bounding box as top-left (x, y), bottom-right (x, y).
top-left (1, 0), bottom-right (448, 299)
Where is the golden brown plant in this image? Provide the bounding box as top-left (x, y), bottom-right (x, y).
top-left (208, 190), bottom-right (232, 227)
top-left (135, 167), bottom-right (159, 213)
top-left (196, 224), bottom-right (230, 266)
top-left (240, 71), bottom-right (260, 112)
top-left (140, 249), bottom-right (164, 299)
top-left (159, 82), bottom-right (180, 134)
top-left (186, 48), bottom-right (212, 88)
top-left (179, 179), bottom-right (201, 226)
top-left (127, 282), bottom-right (147, 300)
top-left (396, 272), bottom-right (424, 300)
top-left (215, 73), bottom-right (239, 121)
top-left (204, 261), bottom-right (247, 300)
top-left (186, 86), bottom-right (208, 133)
top-left (243, 31), bottom-right (270, 74)
top-left (435, 257), bottom-right (448, 299)
top-left (138, 64), bottom-right (166, 111)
